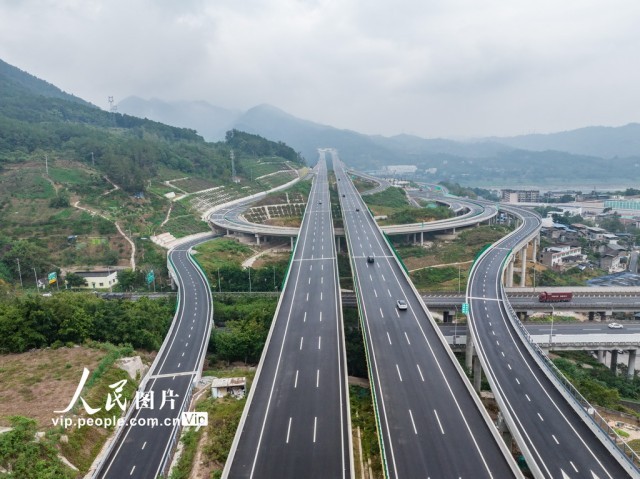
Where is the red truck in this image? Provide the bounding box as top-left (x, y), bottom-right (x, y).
top-left (538, 292), bottom-right (573, 302)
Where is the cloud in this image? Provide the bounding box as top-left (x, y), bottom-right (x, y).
top-left (1, 0), bottom-right (639, 137)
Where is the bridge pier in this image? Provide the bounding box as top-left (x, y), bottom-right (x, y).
top-left (506, 260), bottom-right (514, 287)
top-left (628, 350), bottom-right (637, 379)
top-left (472, 355), bottom-right (482, 393)
top-left (291, 237), bottom-right (295, 250)
top-left (465, 338), bottom-right (474, 372)
top-left (610, 350), bottom-right (619, 374)
top-left (335, 236), bottom-right (341, 253)
top-left (520, 248), bottom-right (526, 287)
top-left (420, 231), bottom-right (424, 245)
top-left (497, 412), bottom-right (513, 448)
top-left (596, 350), bottom-right (604, 364)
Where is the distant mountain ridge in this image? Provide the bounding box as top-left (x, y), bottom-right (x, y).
top-left (116, 96), bottom-right (640, 187)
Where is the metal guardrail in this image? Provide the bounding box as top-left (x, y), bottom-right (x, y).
top-left (496, 208), bottom-right (640, 474)
top-left (503, 292), bottom-right (640, 471)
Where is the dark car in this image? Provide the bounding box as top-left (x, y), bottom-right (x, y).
top-left (367, 255), bottom-right (374, 263)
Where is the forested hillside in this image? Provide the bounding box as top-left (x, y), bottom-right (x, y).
top-left (0, 58), bottom-right (304, 287)
top-left (0, 59), bottom-right (303, 193)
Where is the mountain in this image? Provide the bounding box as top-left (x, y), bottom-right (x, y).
top-left (0, 58), bottom-right (93, 107)
top-left (111, 94), bottom-right (640, 187)
top-left (118, 96), bottom-right (241, 142)
top-left (485, 123), bottom-right (640, 159)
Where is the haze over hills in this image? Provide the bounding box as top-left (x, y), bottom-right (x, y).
top-left (118, 96), bottom-right (640, 188)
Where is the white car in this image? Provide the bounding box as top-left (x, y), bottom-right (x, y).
top-left (608, 322), bottom-right (623, 329)
top-left (396, 299), bottom-right (408, 310)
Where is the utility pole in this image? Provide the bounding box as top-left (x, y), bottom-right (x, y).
top-left (45, 154), bottom-right (49, 176)
top-left (16, 258), bottom-right (23, 288)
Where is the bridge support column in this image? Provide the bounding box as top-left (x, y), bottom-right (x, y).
top-left (420, 231), bottom-right (424, 245)
top-left (597, 350), bottom-right (605, 364)
top-left (472, 355), bottom-right (482, 393)
top-left (290, 237), bottom-right (295, 250)
top-left (465, 338), bottom-right (474, 372)
top-left (506, 260), bottom-right (514, 287)
top-left (336, 236), bottom-right (341, 253)
top-left (532, 238), bottom-right (538, 263)
top-left (497, 412), bottom-right (513, 447)
top-left (628, 350), bottom-right (637, 379)
top-left (255, 234), bottom-right (261, 245)
top-left (520, 248), bottom-right (526, 287)
top-left (610, 350), bottom-right (619, 374)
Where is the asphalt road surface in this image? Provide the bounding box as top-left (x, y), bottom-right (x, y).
top-left (223, 155), bottom-right (352, 479)
top-left (468, 207), bottom-right (635, 478)
top-left (334, 154), bottom-right (518, 479)
top-left (95, 236), bottom-right (214, 479)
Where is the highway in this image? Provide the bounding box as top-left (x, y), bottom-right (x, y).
top-left (223, 155), bottom-right (353, 478)
top-left (333, 154), bottom-right (519, 478)
top-left (94, 236), bottom-right (214, 479)
top-left (467, 207), bottom-right (637, 478)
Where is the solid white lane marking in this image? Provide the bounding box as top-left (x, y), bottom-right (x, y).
top-left (396, 364), bottom-right (403, 381)
top-left (386, 332), bottom-right (392, 344)
top-left (404, 332), bottom-right (411, 345)
top-left (313, 417), bottom-right (317, 443)
top-left (417, 364), bottom-right (425, 381)
top-left (294, 370), bottom-right (298, 388)
top-left (570, 461), bottom-right (578, 473)
top-left (299, 337), bottom-right (304, 350)
top-left (409, 409), bottom-right (418, 434)
top-left (286, 417), bottom-right (292, 443)
top-left (434, 410), bottom-right (445, 434)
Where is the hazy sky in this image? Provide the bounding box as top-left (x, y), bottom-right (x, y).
top-left (1, 0), bottom-right (639, 138)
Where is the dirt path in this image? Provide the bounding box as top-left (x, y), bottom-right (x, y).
top-left (408, 259), bottom-right (473, 273)
top-left (160, 203), bottom-right (173, 227)
top-left (72, 200), bottom-right (136, 271)
top-left (101, 176), bottom-right (120, 197)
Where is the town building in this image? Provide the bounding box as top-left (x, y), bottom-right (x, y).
top-left (73, 270), bottom-right (118, 289)
top-left (539, 245), bottom-right (584, 268)
top-left (501, 189), bottom-right (540, 203)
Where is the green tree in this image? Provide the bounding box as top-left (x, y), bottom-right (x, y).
top-left (65, 272), bottom-right (87, 287)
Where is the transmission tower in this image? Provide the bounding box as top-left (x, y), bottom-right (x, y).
top-left (231, 150), bottom-right (239, 183)
top-left (108, 96), bottom-right (117, 126)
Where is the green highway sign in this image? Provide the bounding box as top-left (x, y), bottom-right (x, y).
top-left (461, 302), bottom-right (469, 314)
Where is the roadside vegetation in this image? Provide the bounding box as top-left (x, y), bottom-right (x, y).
top-left (0, 291), bottom-right (175, 353)
top-left (391, 225), bottom-right (513, 292)
top-left (553, 351), bottom-right (640, 413)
